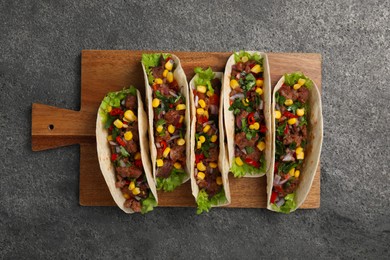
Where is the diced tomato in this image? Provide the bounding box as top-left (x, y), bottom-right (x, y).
top-left (209, 94), bottom-right (219, 105)
top-left (111, 153), bottom-right (118, 161)
top-left (230, 100), bottom-right (233, 106)
top-left (259, 125), bottom-right (267, 133)
top-left (110, 108), bottom-right (123, 116)
top-left (244, 158), bottom-right (260, 168)
top-left (274, 185), bottom-right (284, 193)
top-left (284, 124), bottom-right (289, 135)
top-left (274, 161), bottom-right (279, 173)
top-left (116, 136), bottom-right (126, 147)
top-left (195, 154), bottom-right (204, 164)
top-left (160, 140), bottom-right (167, 151)
top-left (270, 191), bottom-right (278, 204)
top-left (248, 112), bottom-right (255, 125)
top-left (283, 111), bottom-right (298, 118)
top-left (197, 115), bottom-right (208, 125)
top-left (135, 159), bottom-right (142, 168)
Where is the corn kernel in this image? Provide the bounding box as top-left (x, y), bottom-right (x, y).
top-left (210, 135), bottom-right (217, 143)
top-left (165, 60), bottom-right (173, 71)
top-left (209, 162), bottom-right (218, 168)
top-left (179, 115), bottom-right (184, 123)
top-left (251, 64), bottom-right (262, 74)
top-left (216, 177), bottom-right (223, 185)
top-left (203, 125), bottom-right (211, 133)
top-left (168, 124), bottom-right (175, 134)
top-left (199, 135), bottom-right (206, 143)
top-left (197, 172), bottom-right (206, 180)
top-left (134, 152), bottom-right (141, 160)
top-left (241, 56), bottom-right (249, 63)
top-left (296, 108), bottom-right (305, 117)
top-left (206, 90), bottom-right (213, 97)
top-left (154, 78), bottom-right (163, 85)
top-left (230, 79), bottom-right (239, 89)
top-left (293, 84), bottom-right (301, 90)
top-left (235, 157), bottom-right (244, 166)
top-left (128, 181), bottom-right (135, 191)
top-left (249, 124), bottom-right (256, 130)
top-left (203, 110), bottom-right (209, 119)
top-left (152, 98), bottom-right (160, 108)
top-left (284, 99), bottom-right (293, 106)
top-left (197, 162), bottom-right (206, 172)
top-left (107, 105), bottom-right (112, 112)
top-left (295, 147), bottom-right (303, 155)
top-left (107, 135), bottom-right (113, 141)
top-left (255, 87), bottom-right (263, 95)
top-left (156, 125), bottom-right (163, 133)
top-left (197, 108), bottom-right (205, 115)
top-left (298, 78), bottom-right (306, 86)
top-left (156, 159), bottom-right (164, 167)
top-left (163, 69), bottom-right (168, 78)
top-left (123, 193), bottom-right (130, 199)
top-left (114, 119), bottom-right (123, 129)
top-left (177, 138), bottom-right (185, 146)
top-left (296, 152), bottom-right (304, 160)
top-left (163, 147), bottom-right (171, 158)
top-left (294, 170), bottom-right (300, 178)
top-left (167, 72), bottom-right (174, 83)
top-left (132, 187), bottom-right (141, 195)
top-left (124, 110), bottom-right (136, 122)
top-left (256, 79), bottom-right (264, 87)
top-left (174, 162), bottom-right (182, 169)
top-left (275, 110), bottom-right (281, 119)
top-left (197, 141), bottom-right (202, 149)
top-left (176, 104), bottom-right (186, 110)
top-left (289, 168), bottom-right (295, 176)
top-left (198, 99), bottom-right (206, 108)
top-left (257, 141), bottom-right (266, 151)
top-left (242, 98), bottom-right (249, 106)
top-left (124, 131), bottom-right (133, 141)
top-left (253, 122), bottom-right (260, 130)
top-left (288, 118), bottom-right (297, 125)
top-left (197, 85), bottom-right (207, 93)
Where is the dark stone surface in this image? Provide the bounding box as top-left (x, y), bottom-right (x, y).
top-left (1, 0), bottom-right (389, 259)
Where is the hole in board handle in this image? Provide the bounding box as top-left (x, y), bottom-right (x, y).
top-left (48, 124), bottom-right (54, 130)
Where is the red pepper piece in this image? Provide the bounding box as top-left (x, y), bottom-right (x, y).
top-left (110, 108), bottom-right (123, 116)
top-left (160, 140), bottom-right (167, 151)
top-left (245, 158), bottom-right (260, 168)
top-left (283, 111), bottom-right (298, 118)
top-left (259, 125), bottom-right (267, 133)
top-left (135, 159), bottom-right (142, 168)
top-left (248, 112), bottom-right (255, 125)
top-left (284, 124), bottom-right (289, 135)
top-left (116, 136), bottom-right (126, 147)
top-left (195, 154), bottom-right (204, 164)
top-left (198, 115), bottom-right (208, 125)
top-left (270, 191), bottom-right (278, 204)
top-left (111, 153), bottom-right (118, 161)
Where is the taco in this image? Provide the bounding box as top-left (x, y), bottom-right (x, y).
top-left (141, 53), bottom-right (191, 192)
top-left (223, 51), bottom-right (272, 178)
top-left (96, 86), bottom-right (158, 214)
top-left (267, 72), bottom-right (323, 213)
top-left (189, 67), bottom-right (231, 214)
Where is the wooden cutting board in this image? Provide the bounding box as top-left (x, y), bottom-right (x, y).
top-left (32, 50), bottom-right (321, 208)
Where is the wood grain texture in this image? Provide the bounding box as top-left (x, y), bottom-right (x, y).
top-left (32, 50), bottom-right (321, 209)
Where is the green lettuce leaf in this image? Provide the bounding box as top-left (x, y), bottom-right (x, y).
top-left (156, 168), bottom-right (187, 192)
top-left (142, 53), bottom-right (171, 85)
top-left (230, 156), bottom-right (266, 178)
top-left (284, 72), bottom-right (313, 89)
top-left (194, 67), bottom-right (215, 94)
top-left (141, 192), bottom-right (157, 214)
top-left (196, 188), bottom-right (227, 214)
top-left (98, 86), bottom-right (137, 126)
top-left (271, 192), bottom-right (297, 214)
top-left (234, 50), bottom-right (263, 64)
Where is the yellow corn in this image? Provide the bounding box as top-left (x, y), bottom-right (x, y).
top-left (197, 85), bottom-right (207, 93)
top-left (242, 98), bottom-right (249, 106)
top-left (134, 152), bottom-right (141, 160)
top-left (293, 84), bottom-right (301, 90)
top-left (203, 125), bottom-right (211, 133)
top-left (107, 106), bottom-right (112, 112)
top-left (199, 136), bottom-right (206, 143)
top-left (235, 157), bottom-right (244, 166)
top-left (203, 110), bottom-right (209, 119)
top-left (207, 90), bottom-right (213, 97)
top-left (132, 187), bottom-right (141, 195)
top-left (275, 110), bottom-right (281, 119)
top-left (255, 87), bottom-right (263, 95)
top-left (257, 141), bottom-right (266, 151)
top-left (197, 108), bottom-right (205, 115)
top-left (123, 193), bottom-right (130, 199)
top-left (256, 79), bottom-right (264, 87)
top-left (176, 104), bottom-right (186, 110)
top-left (154, 78), bottom-right (163, 85)
top-left (107, 135), bottom-right (113, 141)
top-left (197, 141), bottom-right (202, 149)
top-left (197, 172), bottom-right (205, 180)
top-left (174, 162), bottom-right (182, 169)
top-left (209, 162), bottom-right (218, 168)
top-left (294, 170), bottom-right (300, 178)
top-left (296, 152), bottom-right (304, 160)
top-left (298, 78), bottom-right (306, 86)
top-left (156, 159), bottom-right (164, 167)
top-left (250, 64), bottom-right (262, 74)
top-left (253, 122), bottom-right (260, 130)
top-left (152, 98), bottom-right (160, 108)
top-left (288, 118), bottom-right (297, 125)
top-left (156, 125), bottom-right (163, 133)
top-left (177, 138), bottom-right (185, 146)
top-left (128, 181), bottom-right (135, 191)
top-left (167, 72), bottom-right (174, 83)
top-left (284, 99), bottom-right (293, 106)
top-left (179, 115), bottom-right (184, 123)
top-left (296, 108), bottom-right (305, 117)
top-left (197, 162), bottom-right (206, 172)
top-left (124, 110), bottom-right (137, 122)
top-left (163, 69), bottom-right (168, 78)
top-left (163, 147), bottom-right (171, 158)
top-left (230, 79), bottom-right (239, 89)
top-left (289, 168), bottom-right (295, 176)
top-left (168, 125), bottom-right (175, 134)
top-left (241, 56), bottom-right (249, 63)
top-left (114, 119), bottom-right (123, 129)
top-left (124, 131), bottom-right (133, 141)
top-left (295, 147), bottom-right (303, 155)
top-left (198, 99), bottom-right (206, 108)
top-left (210, 135), bottom-right (218, 143)
top-left (216, 177), bottom-right (223, 185)
top-left (165, 60), bottom-right (173, 71)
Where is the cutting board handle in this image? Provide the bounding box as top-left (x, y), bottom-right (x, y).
top-left (31, 103), bottom-right (96, 151)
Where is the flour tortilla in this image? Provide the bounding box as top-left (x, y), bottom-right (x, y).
top-left (96, 90), bottom-right (157, 214)
top-left (267, 76), bottom-right (323, 212)
top-left (223, 51), bottom-right (272, 177)
top-left (141, 54), bottom-right (191, 184)
top-left (189, 72), bottom-right (231, 207)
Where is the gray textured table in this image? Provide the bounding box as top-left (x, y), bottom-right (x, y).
top-left (1, 0), bottom-right (389, 259)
